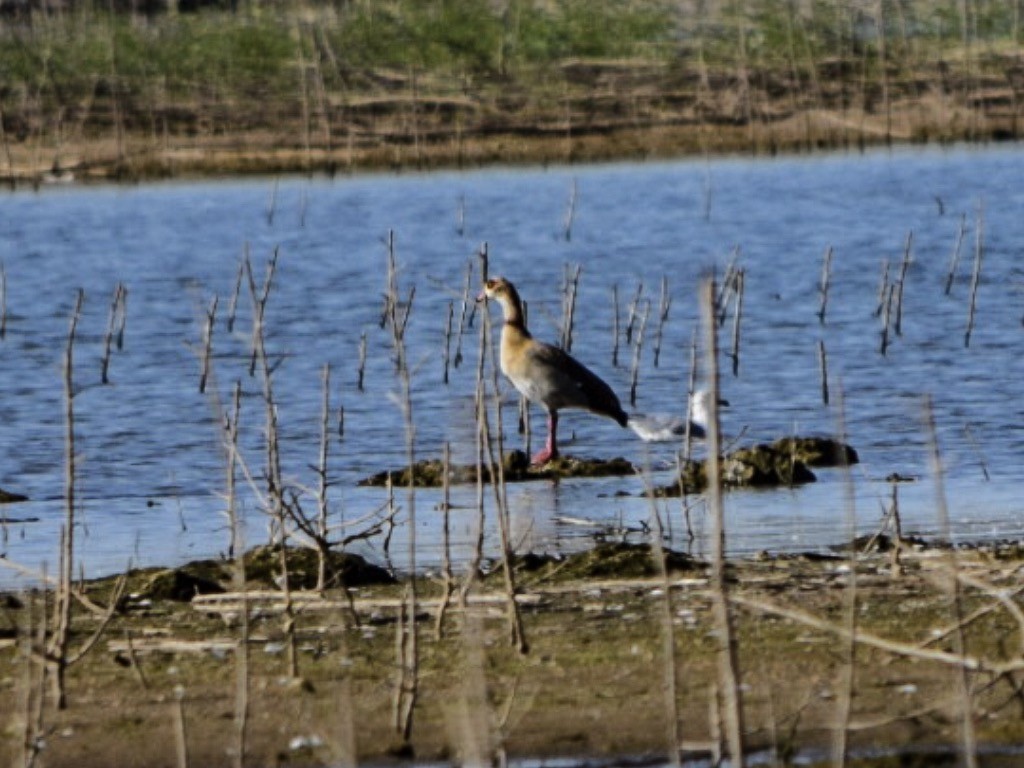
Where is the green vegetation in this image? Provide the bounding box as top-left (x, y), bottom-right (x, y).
top-left (0, 1), bottom-right (1021, 180)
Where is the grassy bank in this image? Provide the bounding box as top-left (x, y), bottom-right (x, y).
top-left (1, 0), bottom-right (1022, 183)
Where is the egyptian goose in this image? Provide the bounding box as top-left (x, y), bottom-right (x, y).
top-left (479, 276), bottom-right (627, 465)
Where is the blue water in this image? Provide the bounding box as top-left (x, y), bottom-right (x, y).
top-left (2, 144), bottom-right (1023, 585)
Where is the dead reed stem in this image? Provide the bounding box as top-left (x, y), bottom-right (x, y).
top-left (246, 252), bottom-right (298, 679)
top-left (173, 688), bottom-right (189, 768)
top-left (639, 463), bottom-right (682, 766)
top-left (879, 281), bottom-right (896, 356)
top-left (383, 231), bottom-right (419, 743)
top-left (455, 194), bottom-right (465, 237)
top-left (923, 394), bottom-right (978, 768)
top-left (226, 253), bottom-right (245, 334)
top-left (316, 363), bottom-right (331, 593)
top-left (443, 299), bottom-right (454, 383)
top-left (818, 245), bottom-right (833, 325)
top-left (356, 331), bottom-right (367, 391)
top-left (653, 275), bottom-right (671, 367)
top-left (945, 213), bottom-right (968, 296)
top-left (728, 269), bottom-right (744, 377)
top-left (478, 246), bottom-right (528, 653)
top-left (677, 328), bottom-right (699, 540)
top-left (964, 201), bottom-right (984, 348)
top-left (874, 259), bottom-right (890, 318)
top-left (629, 299), bottom-right (650, 407)
top-left (830, 384), bottom-right (857, 768)
top-left (49, 288), bottom-right (84, 711)
top-left (101, 282), bottom-right (126, 384)
top-left (433, 442), bottom-right (454, 640)
top-left (559, 262), bottom-right (581, 352)
top-left (0, 260), bottom-right (6, 340)
top-left (224, 380), bottom-right (249, 768)
top-left (818, 340), bottom-right (830, 406)
top-left (452, 259), bottom-right (473, 369)
top-left (461, 247), bottom-right (490, 607)
top-left (700, 278), bottom-right (745, 766)
top-left (265, 179), bottom-right (278, 226)
top-left (198, 294), bottom-right (218, 394)
top-left (563, 177), bottom-right (578, 241)
top-left (611, 284), bottom-right (620, 367)
top-left (625, 279), bottom-right (643, 345)
top-left (894, 231), bottom-right (912, 337)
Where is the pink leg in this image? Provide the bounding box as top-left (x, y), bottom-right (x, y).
top-left (531, 411), bottom-right (559, 465)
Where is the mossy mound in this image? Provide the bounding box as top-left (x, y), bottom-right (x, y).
top-left (242, 545), bottom-right (395, 590)
top-left (497, 542), bottom-right (705, 582)
top-left (652, 436), bottom-right (859, 496)
top-left (0, 486), bottom-right (28, 503)
top-left (772, 436), bottom-right (859, 467)
top-left (359, 451), bottom-right (635, 487)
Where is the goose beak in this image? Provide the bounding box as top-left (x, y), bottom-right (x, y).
top-left (476, 288), bottom-right (488, 303)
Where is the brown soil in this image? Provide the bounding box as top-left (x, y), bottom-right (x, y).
top-left (3, 541), bottom-right (1024, 767)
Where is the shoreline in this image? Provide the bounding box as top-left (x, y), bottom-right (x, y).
top-left (6, 101), bottom-right (1023, 189)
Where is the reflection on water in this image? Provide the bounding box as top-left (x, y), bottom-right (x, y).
top-left (2, 144), bottom-right (1024, 585)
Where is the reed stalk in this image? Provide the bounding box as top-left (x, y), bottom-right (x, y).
top-left (0, 260), bottom-right (6, 340)
top-left (894, 232), bottom-right (912, 337)
top-left (224, 380), bottom-right (249, 768)
top-left (964, 201), bottom-right (984, 348)
top-left (944, 213), bottom-right (968, 296)
top-left (830, 384), bottom-right (857, 768)
top-left (818, 340), bottom-right (829, 406)
top-left (198, 294), bottom-right (218, 394)
top-left (625, 279), bottom-right (643, 345)
top-left (817, 245), bottom-right (833, 325)
top-left (611, 284), bottom-right (620, 367)
top-left (226, 252), bottom-right (245, 334)
top-left (383, 231), bottom-right (419, 744)
top-left (48, 289), bottom-right (84, 711)
top-left (629, 299), bottom-right (650, 407)
top-left (563, 177), bottom-right (578, 241)
top-left (728, 269), bottom-right (744, 377)
top-left (700, 278), bottom-right (745, 766)
top-left (923, 395), bottom-right (978, 767)
top-left (559, 262), bottom-right (581, 352)
top-left (653, 275), bottom-right (671, 367)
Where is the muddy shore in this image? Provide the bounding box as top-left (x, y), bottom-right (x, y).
top-left (3, 539), bottom-right (1024, 767)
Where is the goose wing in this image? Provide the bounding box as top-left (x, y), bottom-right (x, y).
top-left (524, 342), bottom-right (627, 424)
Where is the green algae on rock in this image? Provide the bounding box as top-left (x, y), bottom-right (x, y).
top-left (358, 450), bottom-right (635, 487)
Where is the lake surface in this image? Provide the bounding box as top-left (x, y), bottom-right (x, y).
top-left (2, 144), bottom-right (1023, 586)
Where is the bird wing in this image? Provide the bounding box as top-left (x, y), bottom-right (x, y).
top-left (525, 341), bottom-right (627, 424)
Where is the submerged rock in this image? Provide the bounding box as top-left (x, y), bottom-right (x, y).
top-left (358, 451), bottom-right (635, 487)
